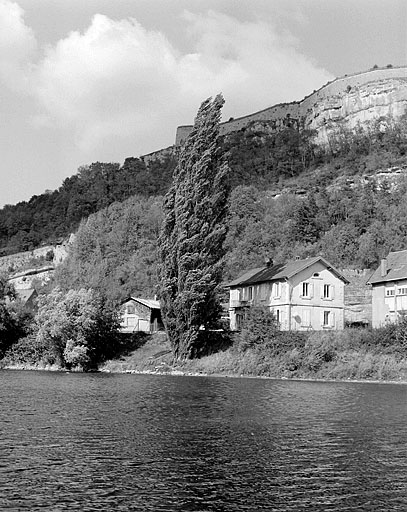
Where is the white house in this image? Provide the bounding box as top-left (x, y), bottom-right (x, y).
top-left (228, 256), bottom-right (349, 331)
top-left (367, 250), bottom-right (407, 327)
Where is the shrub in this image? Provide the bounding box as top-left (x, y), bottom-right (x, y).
top-left (33, 288), bottom-right (120, 370)
top-left (235, 306), bottom-right (279, 352)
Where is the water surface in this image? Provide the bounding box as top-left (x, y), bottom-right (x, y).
top-left (1, 371), bottom-right (407, 511)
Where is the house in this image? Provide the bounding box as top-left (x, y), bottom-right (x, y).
top-left (367, 250), bottom-right (407, 327)
top-left (227, 256), bottom-right (349, 331)
top-left (120, 297), bottom-right (163, 333)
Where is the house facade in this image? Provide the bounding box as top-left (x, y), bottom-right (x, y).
top-left (120, 297), bottom-right (163, 333)
top-left (367, 250), bottom-right (407, 328)
top-left (228, 257), bottom-right (349, 331)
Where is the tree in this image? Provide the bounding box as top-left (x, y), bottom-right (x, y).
top-left (0, 275), bottom-right (31, 356)
top-left (158, 94), bottom-right (230, 360)
top-left (33, 288), bottom-right (119, 370)
top-left (54, 195), bottom-right (163, 305)
top-left (235, 306), bottom-right (279, 352)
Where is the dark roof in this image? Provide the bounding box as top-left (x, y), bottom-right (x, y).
top-left (227, 256), bottom-right (349, 287)
top-left (368, 250), bottom-right (407, 285)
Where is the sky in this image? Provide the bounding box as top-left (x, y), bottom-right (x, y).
top-left (0, 0), bottom-right (406, 207)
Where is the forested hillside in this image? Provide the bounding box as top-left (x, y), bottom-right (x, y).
top-left (0, 156), bottom-right (176, 256)
top-left (2, 113), bottom-right (407, 282)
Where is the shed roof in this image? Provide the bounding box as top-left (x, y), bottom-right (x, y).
top-left (368, 250), bottom-right (407, 285)
top-left (125, 297), bottom-right (161, 310)
top-left (227, 256), bottom-right (349, 287)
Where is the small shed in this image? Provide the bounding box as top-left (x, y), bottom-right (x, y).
top-left (120, 297), bottom-right (163, 333)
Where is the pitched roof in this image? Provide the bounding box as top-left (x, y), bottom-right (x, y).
top-left (227, 267), bottom-right (264, 287)
top-left (227, 256), bottom-right (349, 287)
top-left (368, 250), bottom-right (407, 285)
top-left (125, 297), bottom-right (161, 310)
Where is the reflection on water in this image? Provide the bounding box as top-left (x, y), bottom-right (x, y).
top-left (1, 371), bottom-right (407, 511)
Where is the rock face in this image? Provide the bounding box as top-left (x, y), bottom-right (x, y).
top-left (175, 67), bottom-right (407, 146)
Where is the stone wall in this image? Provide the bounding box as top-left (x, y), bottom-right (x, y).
top-left (0, 239), bottom-right (72, 274)
top-left (174, 66), bottom-right (407, 147)
top-left (140, 145), bottom-right (177, 165)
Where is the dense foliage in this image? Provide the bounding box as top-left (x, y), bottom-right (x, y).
top-left (19, 288), bottom-right (119, 370)
top-left (0, 157), bottom-right (176, 256)
top-left (2, 113), bottom-right (407, 261)
top-left (158, 94), bottom-right (230, 359)
top-left (0, 275), bottom-right (32, 356)
top-left (54, 195), bottom-right (163, 306)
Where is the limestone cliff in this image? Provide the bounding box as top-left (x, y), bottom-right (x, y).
top-left (174, 66), bottom-right (407, 148)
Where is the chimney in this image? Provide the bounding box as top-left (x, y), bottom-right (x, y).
top-left (265, 257), bottom-right (273, 267)
top-left (381, 258), bottom-right (388, 277)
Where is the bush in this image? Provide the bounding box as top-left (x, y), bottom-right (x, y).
top-left (235, 306), bottom-right (279, 352)
top-left (33, 288), bottom-right (120, 370)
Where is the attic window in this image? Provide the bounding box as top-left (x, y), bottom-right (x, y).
top-left (313, 273), bottom-right (319, 277)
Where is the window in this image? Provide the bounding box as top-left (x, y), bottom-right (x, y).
top-left (273, 282), bottom-right (281, 298)
top-left (397, 287), bottom-right (407, 295)
top-left (386, 288), bottom-right (395, 297)
top-left (323, 284), bottom-right (330, 299)
top-left (301, 282), bottom-right (312, 298)
top-left (248, 286), bottom-right (253, 301)
top-left (302, 282), bottom-right (309, 297)
top-left (323, 311), bottom-right (330, 326)
top-left (127, 304), bottom-right (135, 314)
top-left (275, 309), bottom-right (280, 323)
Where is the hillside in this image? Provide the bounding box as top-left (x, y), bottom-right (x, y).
top-left (1, 66), bottom-right (407, 270)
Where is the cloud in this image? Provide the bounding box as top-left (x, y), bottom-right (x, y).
top-left (0, 0), bottom-right (37, 89)
top-left (178, 11), bottom-right (333, 117)
top-left (9, 6), bottom-right (334, 155)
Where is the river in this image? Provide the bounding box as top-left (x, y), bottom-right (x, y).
top-left (1, 371), bottom-right (407, 511)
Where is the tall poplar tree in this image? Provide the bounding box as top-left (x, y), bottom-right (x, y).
top-left (158, 94), bottom-right (229, 360)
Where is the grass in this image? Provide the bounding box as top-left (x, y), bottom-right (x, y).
top-left (99, 327), bottom-right (407, 383)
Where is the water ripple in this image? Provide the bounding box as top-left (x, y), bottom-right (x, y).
top-left (1, 372), bottom-right (407, 510)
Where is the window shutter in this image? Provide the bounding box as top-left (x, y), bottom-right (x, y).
top-left (309, 283), bottom-right (314, 298)
top-left (320, 310), bottom-right (325, 326)
top-left (331, 285), bottom-right (335, 300)
top-left (330, 311), bottom-right (336, 327)
top-left (320, 284), bottom-right (325, 299)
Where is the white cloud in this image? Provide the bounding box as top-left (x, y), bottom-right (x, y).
top-left (178, 11), bottom-right (333, 118)
top-left (0, 0), bottom-right (36, 89)
top-left (6, 5), bottom-right (334, 154)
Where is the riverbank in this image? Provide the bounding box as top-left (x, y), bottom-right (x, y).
top-left (3, 327), bottom-right (407, 382)
top-left (99, 329), bottom-right (407, 382)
